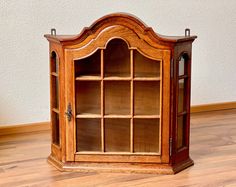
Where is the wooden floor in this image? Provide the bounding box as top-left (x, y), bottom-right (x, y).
top-left (0, 109), bottom-right (236, 187)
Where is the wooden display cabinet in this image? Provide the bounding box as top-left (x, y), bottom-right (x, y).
top-left (44, 13), bottom-right (197, 174)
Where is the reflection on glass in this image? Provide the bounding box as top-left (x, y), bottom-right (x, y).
top-left (134, 50), bottom-right (160, 77)
top-left (105, 81), bottom-right (130, 115)
top-left (134, 81), bottom-right (160, 115)
top-left (134, 119), bottom-right (159, 153)
top-left (52, 112), bottom-right (60, 145)
top-left (74, 50), bottom-right (101, 77)
top-left (105, 119), bottom-right (130, 152)
top-left (104, 39), bottom-right (130, 77)
top-left (51, 52), bottom-right (59, 73)
top-left (76, 119), bottom-right (101, 152)
top-left (178, 79), bottom-right (186, 113)
top-left (179, 56), bottom-right (185, 76)
top-left (52, 76), bottom-right (59, 109)
top-left (75, 81), bottom-right (101, 114)
top-left (177, 115), bottom-right (186, 149)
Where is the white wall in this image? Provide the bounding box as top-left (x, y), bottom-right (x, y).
top-left (0, 0), bottom-right (236, 125)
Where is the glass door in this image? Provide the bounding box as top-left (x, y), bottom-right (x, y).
top-left (65, 37), bottom-right (171, 163)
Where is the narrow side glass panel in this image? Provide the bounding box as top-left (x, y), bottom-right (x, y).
top-left (51, 76), bottom-right (59, 109)
top-left (177, 115), bottom-right (187, 149)
top-left (104, 39), bottom-right (130, 77)
top-left (76, 119), bottom-right (101, 152)
top-left (134, 50), bottom-right (160, 78)
top-left (104, 81), bottom-right (130, 115)
top-left (52, 112), bottom-right (59, 145)
top-left (134, 81), bottom-right (160, 115)
top-left (178, 79), bottom-right (187, 113)
top-left (134, 119), bottom-right (159, 153)
top-left (105, 119), bottom-right (130, 152)
top-left (51, 52), bottom-right (59, 73)
top-left (178, 56), bottom-right (185, 76)
top-left (74, 50), bottom-right (101, 78)
top-left (75, 81), bottom-right (101, 115)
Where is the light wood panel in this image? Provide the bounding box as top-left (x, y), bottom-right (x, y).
top-left (0, 109), bottom-right (235, 186)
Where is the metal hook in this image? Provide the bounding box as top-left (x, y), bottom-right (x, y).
top-left (51, 28), bottom-right (56, 36)
top-left (185, 28), bottom-right (190, 37)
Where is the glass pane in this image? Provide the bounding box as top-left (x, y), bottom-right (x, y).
top-left (134, 50), bottom-right (160, 77)
top-left (179, 56), bottom-right (185, 76)
top-left (134, 119), bottom-right (159, 153)
top-left (178, 79), bottom-right (187, 113)
top-left (52, 112), bottom-right (59, 145)
top-left (52, 76), bottom-right (59, 109)
top-left (105, 119), bottom-right (130, 152)
top-left (104, 39), bottom-right (130, 77)
top-left (104, 81), bottom-right (130, 115)
top-left (74, 50), bottom-right (101, 77)
top-left (76, 119), bottom-right (101, 152)
top-left (75, 81), bottom-right (101, 115)
top-left (177, 115), bottom-right (187, 149)
top-left (51, 52), bottom-right (59, 73)
top-left (134, 81), bottom-right (160, 115)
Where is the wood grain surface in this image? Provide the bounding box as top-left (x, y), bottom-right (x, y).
top-left (0, 109), bottom-right (235, 187)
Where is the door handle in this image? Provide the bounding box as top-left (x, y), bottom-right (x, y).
top-left (65, 103), bottom-right (72, 122)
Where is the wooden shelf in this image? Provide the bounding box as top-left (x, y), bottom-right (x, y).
top-left (133, 115), bottom-right (160, 119)
top-left (104, 76), bottom-right (131, 81)
top-left (76, 114), bottom-right (101, 118)
top-left (133, 77), bottom-right (161, 81)
top-left (104, 114), bottom-right (131, 118)
top-left (75, 75), bottom-right (101, 81)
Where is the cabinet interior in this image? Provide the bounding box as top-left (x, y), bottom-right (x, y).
top-left (74, 39), bottom-right (161, 154)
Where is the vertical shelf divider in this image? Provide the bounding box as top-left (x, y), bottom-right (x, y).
top-left (130, 49), bottom-right (134, 153)
top-left (101, 49), bottom-right (105, 152)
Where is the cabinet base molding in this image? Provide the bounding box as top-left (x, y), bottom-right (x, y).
top-left (48, 155), bottom-right (193, 174)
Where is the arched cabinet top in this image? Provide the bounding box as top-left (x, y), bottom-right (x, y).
top-left (44, 13), bottom-right (197, 48)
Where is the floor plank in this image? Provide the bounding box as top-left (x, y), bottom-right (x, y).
top-left (0, 109), bottom-right (236, 187)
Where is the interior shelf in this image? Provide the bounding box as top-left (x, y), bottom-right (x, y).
top-left (133, 50), bottom-right (160, 78)
top-left (134, 119), bottom-right (160, 153)
top-left (104, 39), bottom-right (130, 78)
top-left (76, 118), bottom-right (101, 152)
top-left (76, 114), bottom-right (101, 118)
top-left (75, 81), bottom-right (101, 115)
top-left (104, 114), bottom-right (131, 118)
top-left (133, 115), bottom-right (160, 119)
top-left (75, 75), bottom-right (101, 81)
top-left (134, 81), bottom-right (160, 115)
top-left (133, 77), bottom-right (160, 81)
top-left (74, 50), bottom-right (101, 78)
top-left (103, 75), bottom-right (131, 80)
top-left (104, 81), bottom-right (130, 115)
top-left (105, 118), bottom-right (130, 152)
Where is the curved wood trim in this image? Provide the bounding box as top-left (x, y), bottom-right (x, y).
top-left (65, 25), bottom-right (166, 61)
top-left (44, 13), bottom-right (197, 46)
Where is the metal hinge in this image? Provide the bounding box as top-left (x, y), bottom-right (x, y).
top-left (171, 58), bottom-right (174, 78)
top-left (170, 137), bottom-right (173, 156)
top-left (65, 103), bottom-right (72, 122)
